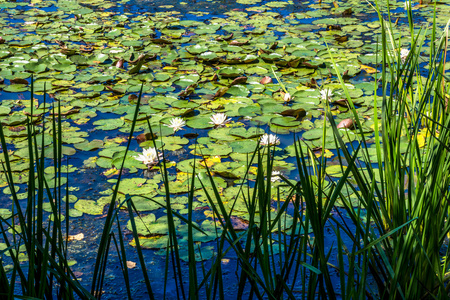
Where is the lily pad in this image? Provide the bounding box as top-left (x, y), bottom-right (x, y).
top-left (74, 200), bottom-right (105, 216)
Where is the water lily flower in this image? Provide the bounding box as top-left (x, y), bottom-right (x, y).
top-left (400, 48), bottom-right (410, 63)
top-left (209, 113), bottom-right (231, 127)
top-left (320, 89), bottom-right (333, 101)
top-left (134, 147), bottom-right (160, 166)
top-left (283, 92), bottom-right (291, 102)
top-left (270, 171), bottom-right (282, 182)
top-left (260, 134), bottom-right (280, 146)
top-left (404, 0), bottom-right (411, 9)
top-left (166, 117), bottom-right (186, 132)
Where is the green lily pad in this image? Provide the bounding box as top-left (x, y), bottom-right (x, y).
top-left (192, 143), bottom-right (233, 156)
top-left (208, 127), bottom-right (238, 141)
top-left (227, 85), bottom-right (249, 97)
top-left (93, 119), bottom-right (125, 130)
top-left (4, 84), bottom-right (28, 92)
top-left (217, 67), bottom-right (243, 78)
top-left (186, 44), bottom-right (209, 54)
top-left (74, 200), bottom-right (105, 216)
top-left (229, 140), bottom-right (259, 153)
top-left (74, 140), bottom-right (104, 151)
top-left (229, 127), bottom-right (265, 139)
top-left (133, 235), bottom-right (170, 249)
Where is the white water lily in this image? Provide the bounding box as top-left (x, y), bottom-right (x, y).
top-left (404, 0), bottom-right (411, 9)
top-left (400, 48), bottom-right (410, 63)
top-left (134, 147), bottom-right (160, 166)
top-left (283, 92), bottom-right (291, 102)
top-left (209, 113), bottom-right (231, 127)
top-left (166, 117), bottom-right (186, 132)
top-left (320, 89), bottom-right (333, 101)
top-left (270, 171), bottom-right (282, 182)
top-left (260, 134), bottom-right (280, 146)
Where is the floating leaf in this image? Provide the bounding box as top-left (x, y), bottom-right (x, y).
top-left (337, 118), bottom-right (354, 129)
top-left (74, 200), bottom-right (105, 216)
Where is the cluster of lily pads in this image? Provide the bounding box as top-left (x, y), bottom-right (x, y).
top-left (0, 0), bottom-right (443, 258)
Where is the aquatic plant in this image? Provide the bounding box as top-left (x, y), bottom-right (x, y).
top-left (282, 92), bottom-right (291, 102)
top-left (133, 147), bottom-right (160, 166)
top-left (166, 117), bottom-right (186, 132)
top-left (260, 133), bottom-right (280, 146)
top-left (324, 3), bottom-right (450, 297)
top-left (209, 113), bottom-right (231, 127)
top-left (404, 0), bottom-right (412, 9)
top-left (0, 0), bottom-right (449, 298)
top-left (400, 48), bottom-right (410, 62)
top-left (270, 170), bottom-right (281, 182)
top-left (320, 88), bottom-right (333, 101)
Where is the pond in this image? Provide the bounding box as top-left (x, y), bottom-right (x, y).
top-left (0, 0), bottom-right (448, 298)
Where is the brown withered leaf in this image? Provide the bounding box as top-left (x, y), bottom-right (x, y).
top-left (213, 87), bottom-right (229, 100)
top-left (178, 83), bottom-right (197, 98)
top-left (68, 233), bottom-right (84, 241)
top-left (151, 38), bottom-right (172, 44)
top-left (10, 78), bottom-right (29, 85)
top-left (9, 126), bottom-right (26, 132)
top-left (337, 118), bottom-right (354, 129)
top-left (260, 76), bottom-right (272, 84)
top-left (229, 76), bottom-right (247, 87)
top-left (280, 109), bottom-right (306, 120)
top-left (126, 261), bottom-right (137, 269)
top-left (136, 132), bottom-right (156, 144)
